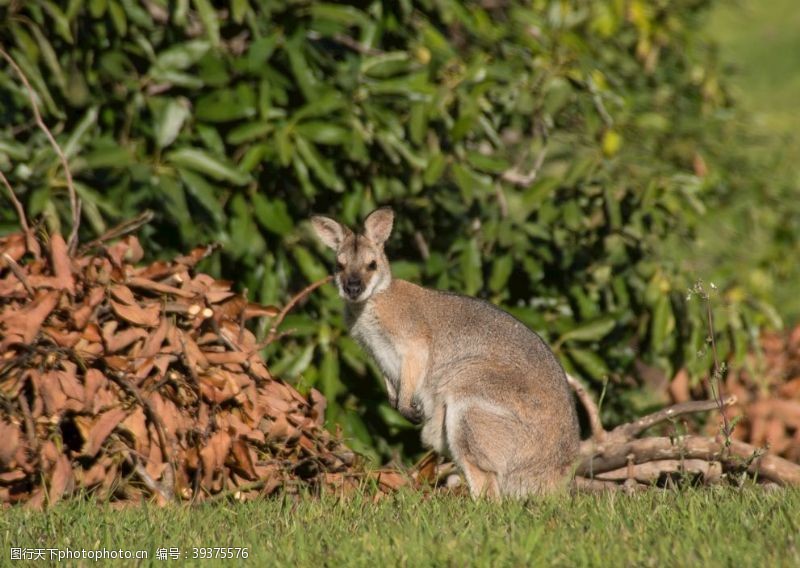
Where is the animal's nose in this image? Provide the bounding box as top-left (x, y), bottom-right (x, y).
top-left (343, 276), bottom-right (363, 298)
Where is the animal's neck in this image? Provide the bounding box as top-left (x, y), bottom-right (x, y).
top-left (344, 279), bottom-right (393, 327)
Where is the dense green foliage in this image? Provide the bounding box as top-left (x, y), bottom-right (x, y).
top-left (0, 0), bottom-right (777, 460)
top-left (4, 487), bottom-right (799, 566)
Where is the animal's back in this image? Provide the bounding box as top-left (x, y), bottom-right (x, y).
top-left (387, 280), bottom-right (570, 389)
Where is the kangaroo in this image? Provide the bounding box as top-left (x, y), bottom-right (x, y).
top-left (310, 207), bottom-right (579, 499)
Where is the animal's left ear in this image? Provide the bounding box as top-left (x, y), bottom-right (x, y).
top-left (363, 207), bottom-right (394, 246)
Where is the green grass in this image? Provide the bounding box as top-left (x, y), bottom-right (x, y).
top-left (2, 487), bottom-right (798, 567)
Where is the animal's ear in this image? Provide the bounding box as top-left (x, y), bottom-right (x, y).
top-left (363, 207), bottom-right (394, 246)
top-left (310, 215), bottom-right (348, 250)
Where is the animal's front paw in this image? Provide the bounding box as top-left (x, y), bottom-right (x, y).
top-left (399, 398), bottom-right (424, 424)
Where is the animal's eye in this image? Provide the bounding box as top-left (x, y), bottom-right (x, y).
top-left (367, 260), bottom-right (377, 271)
top-left (336, 262), bottom-right (345, 272)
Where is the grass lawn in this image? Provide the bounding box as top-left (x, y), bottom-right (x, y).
top-left (2, 487), bottom-right (798, 567)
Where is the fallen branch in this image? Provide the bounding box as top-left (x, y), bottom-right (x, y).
top-left (560, 375), bottom-right (800, 488)
top-left (107, 372), bottom-right (176, 501)
top-left (123, 450), bottom-right (174, 505)
top-left (78, 210), bottom-right (154, 254)
top-left (576, 435), bottom-right (800, 485)
top-left (0, 170), bottom-right (40, 259)
top-left (607, 395), bottom-right (737, 442)
top-left (565, 373), bottom-right (606, 442)
top-left (2, 253), bottom-right (35, 297)
top-left (590, 458), bottom-right (721, 483)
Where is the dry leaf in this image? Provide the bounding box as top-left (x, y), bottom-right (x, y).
top-left (111, 299), bottom-right (161, 327)
top-left (82, 407), bottom-right (129, 458)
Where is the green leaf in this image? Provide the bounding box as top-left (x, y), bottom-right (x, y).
top-left (252, 194), bottom-right (294, 236)
top-left (567, 348), bottom-right (610, 380)
top-left (460, 238), bottom-right (483, 295)
top-left (191, 0), bottom-right (220, 47)
top-left (557, 317), bottom-right (616, 345)
top-left (227, 193), bottom-right (265, 258)
top-left (155, 175), bottom-right (196, 241)
top-left (195, 85), bottom-right (257, 122)
top-left (108, 0), bottom-right (127, 36)
top-left (154, 40), bottom-right (210, 71)
top-left (452, 163), bottom-right (492, 204)
top-left (286, 32), bottom-right (318, 100)
top-left (75, 146), bottom-right (134, 171)
top-left (39, 1), bottom-right (74, 43)
top-left (320, 348), bottom-right (343, 400)
top-left (488, 254), bottom-right (514, 293)
top-left (294, 136), bottom-right (344, 192)
top-left (423, 153), bottom-right (447, 186)
top-left (63, 107), bottom-right (99, 159)
top-left (360, 52), bottom-right (411, 78)
top-left (231, 0), bottom-right (249, 23)
top-left (295, 122), bottom-right (350, 145)
top-left (650, 295), bottom-right (675, 354)
top-left (154, 98), bottom-right (190, 148)
top-left (177, 168), bottom-right (224, 224)
top-left (292, 245), bottom-right (328, 282)
top-left (166, 148), bottom-right (250, 185)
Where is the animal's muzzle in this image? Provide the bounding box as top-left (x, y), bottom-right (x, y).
top-left (343, 276), bottom-right (364, 299)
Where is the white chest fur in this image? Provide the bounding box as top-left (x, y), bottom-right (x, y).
top-left (347, 304), bottom-right (402, 386)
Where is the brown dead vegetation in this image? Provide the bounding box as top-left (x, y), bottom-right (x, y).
top-left (0, 231), bottom-right (366, 508)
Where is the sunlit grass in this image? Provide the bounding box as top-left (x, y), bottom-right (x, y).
top-left (2, 487), bottom-right (798, 567)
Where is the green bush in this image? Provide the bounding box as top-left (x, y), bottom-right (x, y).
top-left (0, 0), bottom-right (776, 461)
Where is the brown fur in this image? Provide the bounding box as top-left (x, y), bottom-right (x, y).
top-left (311, 208), bottom-right (580, 499)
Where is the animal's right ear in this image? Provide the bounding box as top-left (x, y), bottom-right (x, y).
top-left (310, 215), bottom-right (347, 250)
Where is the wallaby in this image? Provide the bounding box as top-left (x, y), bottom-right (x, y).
top-left (310, 207), bottom-right (579, 499)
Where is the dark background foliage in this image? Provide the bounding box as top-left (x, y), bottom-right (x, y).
top-left (0, 0), bottom-right (782, 461)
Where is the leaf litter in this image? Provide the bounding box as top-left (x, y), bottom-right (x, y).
top-left (0, 231), bottom-right (371, 508)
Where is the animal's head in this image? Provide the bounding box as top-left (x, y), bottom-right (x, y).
top-left (310, 207), bottom-right (394, 303)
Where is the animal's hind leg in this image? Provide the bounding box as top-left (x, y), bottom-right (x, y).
top-left (445, 401), bottom-right (505, 500)
top-left (460, 459), bottom-right (500, 500)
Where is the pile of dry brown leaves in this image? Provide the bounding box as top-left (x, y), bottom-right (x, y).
top-left (0, 230), bottom-right (384, 508)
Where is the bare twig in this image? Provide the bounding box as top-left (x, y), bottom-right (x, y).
top-left (264, 275), bottom-right (333, 345)
top-left (0, 170), bottom-right (40, 258)
top-left (2, 252), bottom-right (35, 296)
top-left (586, 76), bottom-right (613, 127)
top-left (413, 231), bottom-right (430, 261)
top-left (704, 292), bottom-right (733, 439)
top-left (592, 458), bottom-right (717, 483)
top-left (608, 395), bottom-right (737, 441)
top-left (0, 170), bottom-right (28, 229)
top-left (0, 47), bottom-right (81, 252)
top-left (78, 210), bottom-right (154, 254)
top-left (691, 280), bottom-right (734, 441)
top-left (501, 144), bottom-right (548, 187)
top-left (576, 435), bottom-right (800, 485)
top-left (18, 393), bottom-right (38, 451)
top-left (566, 373), bottom-right (606, 442)
top-left (123, 451), bottom-right (174, 504)
top-left (573, 476), bottom-right (636, 492)
top-left (107, 372), bottom-right (176, 501)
